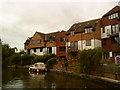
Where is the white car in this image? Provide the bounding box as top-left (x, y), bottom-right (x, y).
top-left (29, 62), bottom-right (47, 72)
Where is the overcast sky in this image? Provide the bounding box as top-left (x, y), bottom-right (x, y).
top-left (0, 0), bottom-right (120, 51)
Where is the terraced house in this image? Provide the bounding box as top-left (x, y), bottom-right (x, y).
top-left (66, 18), bottom-right (101, 59)
top-left (101, 5), bottom-right (120, 62)
top-left (24, 31), bottom-right (60, 55)
top-left (24, 5), bottom-right (120, 63)
top-left (24, 31), bottom-right (67, 60)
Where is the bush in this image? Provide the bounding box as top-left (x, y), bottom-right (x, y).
top-left (34, 53), bottom-right (56, 64)
top-left (46, 57), bottom-right (57, 69)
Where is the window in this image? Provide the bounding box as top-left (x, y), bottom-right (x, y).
top-left (59, 46), bottom-right (66, 51)
top-left (111, 24), bottom-right (119, 34)
top-left (40, 47), bottom-right (43, 52)
top-left (85, 27), bottom-right (93, 33)
top-left (115, 13), bottom-right (118, 17)
top-left (70, 31), bottom-right (74, 35)
top-left (70, 41), bottom-right (78, 50)
top-left (60, 37), bottom-right (66, 42)
top-left (86, 40), bottom-right (91, 46)
top-left (108, 12), bottom-right (119, 20)
top-left (31, 40), bottom-right (36, 45)
top-left (111, 36), bottom-right (119, 43)
top-left (102, 27), bottom-right (105, 33)
top-left (37, 40), bottom-right (41, 44)
top-left (50, 36), bottom-right (55, 41)
top-left (108, 16), bottom-right (111, 19)
top-left (74, 41), bottom-right (78, 50)
top-left (34, 48), bottom-right (36, 52)
top-left (47, 47), bottom-right (52, 53)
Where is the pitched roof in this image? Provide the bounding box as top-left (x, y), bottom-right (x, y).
top-left (35, 31), bottom-right (60, 41)
top-left (45, 31), bottom-right (60, 40)
top-left (37, 32), bottom-right (45, 39)
top-left (24, 37), bottom-right (32, 44)
top-left (67, 18), bottom-right (101, 34)
top-left (103, 6), bottom-right (120, 17)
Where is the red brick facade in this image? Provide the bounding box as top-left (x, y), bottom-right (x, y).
top-left (101, 5), bottom-right (120, 59)
top-left (56, 31), bottom-right (67, 60)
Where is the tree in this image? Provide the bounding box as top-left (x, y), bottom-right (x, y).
top-left (78, 47), bottom-right (104, 74)
top-left (9, 54), bottom-right (21, 65)
top-left (2, 44), bottom-right (17, 67)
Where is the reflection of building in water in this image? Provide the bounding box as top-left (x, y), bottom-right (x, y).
top-left (51, 82), bottom-right (56, 88)
top-left (27, 72), bottom-right (46, 88)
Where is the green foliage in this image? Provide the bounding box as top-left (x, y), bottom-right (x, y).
top-left (46, 57), bottom-right (57, 69)
top-left (78, 47), bottom-right (104, 74)
top-left (2, 44), bottom-right (17, 67)
top-left (9, 54), bottom-right (21, 65)
top-left (2, 43), bottom-right (56, 67)
top-left (21, 54), bottom-right (34, 65)
top-left (34, 53), bottom-right (56, 64)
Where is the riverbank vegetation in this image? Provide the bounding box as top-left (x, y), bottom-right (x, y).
top-left (77, 47), bottom-right (105, 75)
top-left (2, 43), bottom-right (57, 68)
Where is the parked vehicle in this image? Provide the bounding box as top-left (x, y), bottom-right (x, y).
top-left (29, 62), bottom-right (47, 72)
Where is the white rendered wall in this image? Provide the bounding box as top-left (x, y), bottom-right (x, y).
top-left (78, 41), bottom-right (82, 50)
top-left (43, 48), bottom-right (47, 54)
top-left (30, 49), bottom-right (34, 54)
top-left (80, 39), bottom-right (101, 50)
top-left (34, 48), bottom-right (43, 55)
top-left (30, 48), bottom-right (47, 55)
top-left (94, 39), bottom-right (101, 48)
top-left (67, 42), bottom-right (70, 46)
top-left (52, 47), bottom-right (56, 55)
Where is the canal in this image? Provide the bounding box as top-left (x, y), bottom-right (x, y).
top-left (2, 68), bottom-right (116, 88)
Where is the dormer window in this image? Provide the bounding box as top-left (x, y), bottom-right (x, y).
top-left (60, 37), bottom-right (66, 42)
top-left (37, 40), bottom-right (41, 44)
top-left (108, 12), bottom-right (118, 20)
top-left (49, 36), bottom-right (55, 41)
top-left (85, 27), bottom-right (93, 33)
top-left (70, 31), bottom-right (74, 35)
top-left (31, 40), bottom-right (36, 45)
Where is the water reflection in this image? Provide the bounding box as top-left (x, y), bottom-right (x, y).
top-left (2, 68), bottom-right (113, 88)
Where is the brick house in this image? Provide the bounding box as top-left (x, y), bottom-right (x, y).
top-left (101, 6), bottom-right (120, 62)
top-left (24, 31), bottom-right (60, 55)
top-left (24, 32), bottom-right (46, 55)
top-left (45, 31), bottom-right (60, 55)
top-left (66, 18), bottom-right (101, 59)
top-left (24, 31), bottom-right (67, 57)
top-left (56, 30), bottom-right (67, 61)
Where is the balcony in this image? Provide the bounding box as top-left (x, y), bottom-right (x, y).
top-left (107, 31), bottom-right (119, 37)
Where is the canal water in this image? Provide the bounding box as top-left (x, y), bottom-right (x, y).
top-left (2, 68), bottom-right (115, 88)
